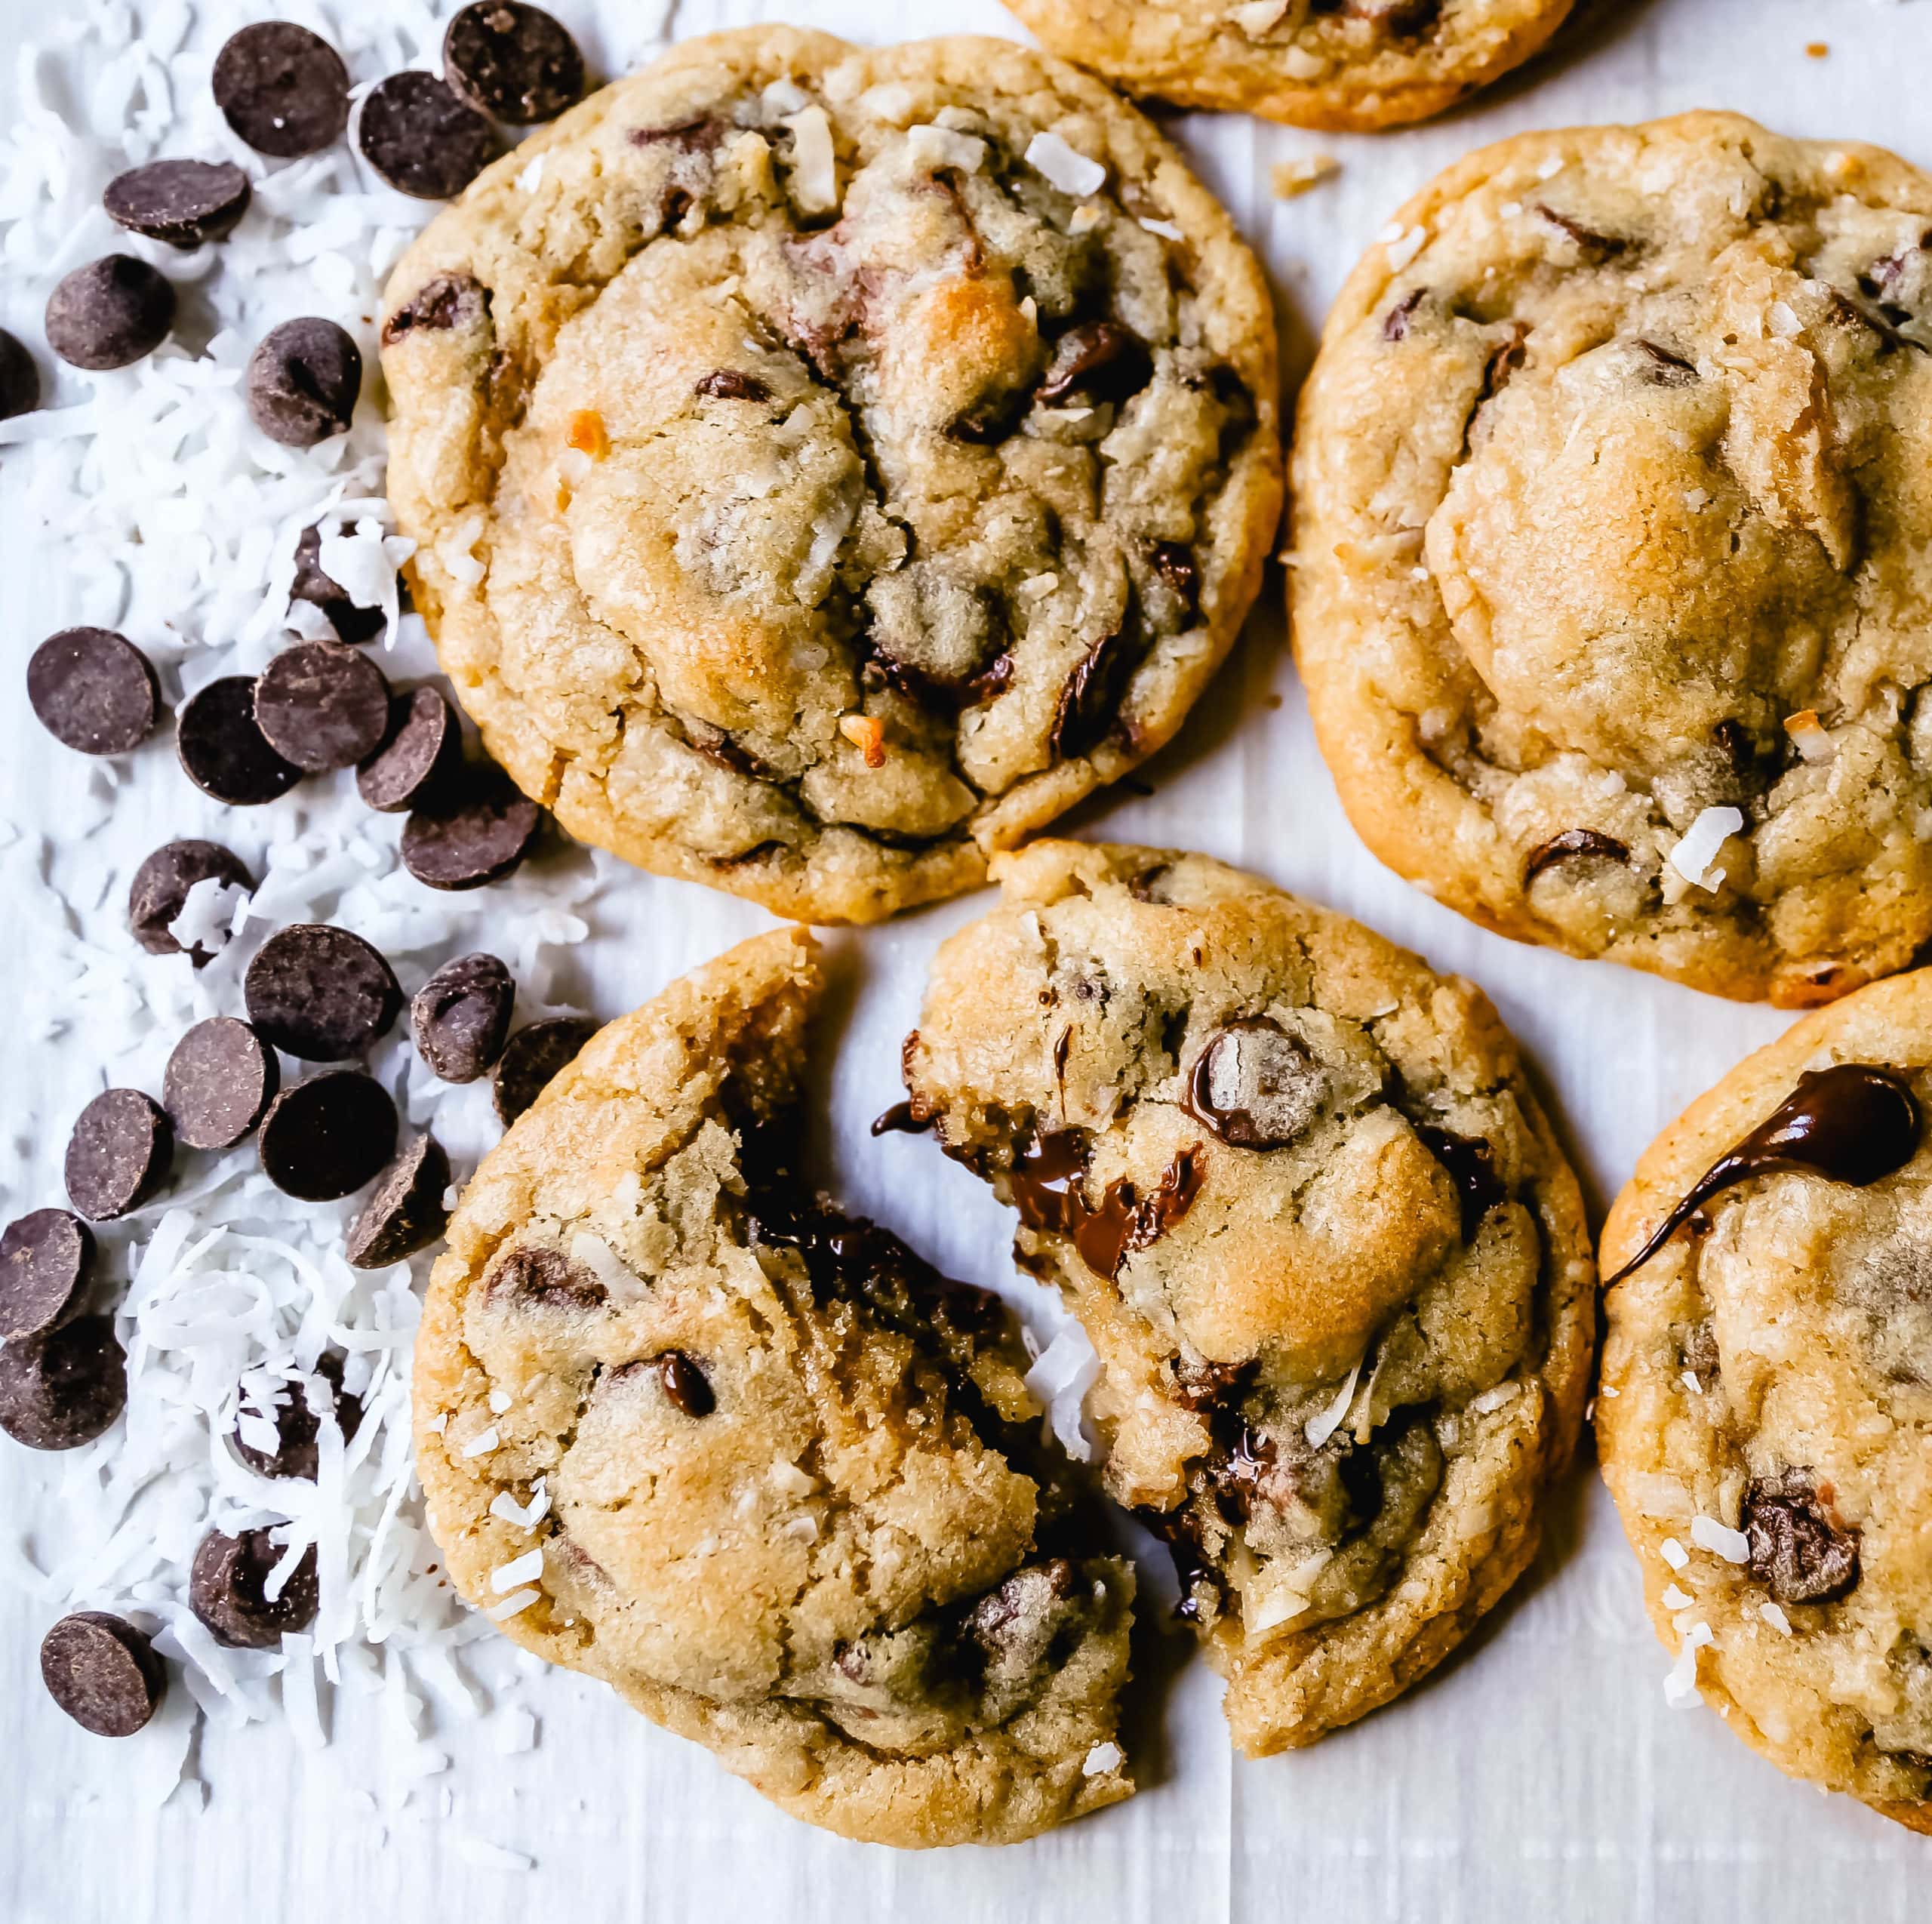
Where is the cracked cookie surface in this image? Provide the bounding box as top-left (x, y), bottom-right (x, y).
top-left (413, 926), bottom-right (1134, 1846)
top-left (1291, 113), bottom-right (1932, 1005)
top-left (381, 26), bottom-right (1279, 925)
top-left (900, 841), bottom-right (1593, 1751)
top-left (1003, 0), bottom-right (1574, 133)
top-left (1600, 969), bottom-right (1932, 1834)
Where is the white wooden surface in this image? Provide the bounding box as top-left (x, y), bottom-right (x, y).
top-left (4, 1), bottom-right (1932, 1919)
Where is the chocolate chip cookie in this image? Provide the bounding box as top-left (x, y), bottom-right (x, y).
top-left (1003, 0), bottom-right (1575, 133)
top-left (1291, 113), bottom-right (1932, 1006)
top-left (900, 842), bottom-right (1594, 1752)
top-left (381, 26), bottom-right (1279, 925)
top-left (1599, 969), bottom-right (1932, 1834)
top-left (413, 927), bottom-right (1134, 1846)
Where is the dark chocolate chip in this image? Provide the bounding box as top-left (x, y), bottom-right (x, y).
top-left (245, 923), bottom-right (401, 1061)
top-left (1534, 203), bottom-right (1628, 261)
top-left (443, 2), bottom-right (584, 125)
top-left (188, 1528), bottom-right (318, 1648)
top-left (345, 1134), bottom-right (451, 1268)
top-left (1743, 1469), bottom-right (1861, 1605)
top-left (1523, 827), bottom-right (1630, 883)
top-left (103, 160), bottom-right (251, 248)
top-left (657, 1350), bottom-right (715, 1418)
top-left (487, 1243), bottom-right (605, 1309)
top-left (401, 771), bottom-right (541, 890)
top-left (693, 368), bottom-right (772, 402)
top-left (245, 319), bottom-right (361, 448)
top-left (252, 642), bottom-right (390, 773)
top-left (257, 1071), bottom-right (398, 1201)
top-left (410, 952), bottom-right (514, 1083)
top-left (213, 23), bottom-right (350, 159)
top-left (128, 840), bottom-right (252, 964)
top-left (233, 1354), bottom-right (361, 1480)
top-left (0, 328), bottom-right (39, 420)
top-left (358, 70), bottom-right (498, 201)
top-left (1414, 1124), bottom-right (1507, 1238)
top-left (290, 522), bottom-right (386, 645)
top-left (0, 1209), bottom-right (94, 1340)
top-left (380, 269), bottom-right (491, 346)
top-left (1383, 288), bottom-right (1426, 341)
top-left (26, 627), bottom-right (160, 756)
top-left (45, 256), bottom-right (176, 371)
top-left (1462, 322), bottom-right (1529, 454)
top-left (492, 1017), bottom-right (595, 1125)
top-left (1050, 630), bottom-right (1129, 760)
top-left (628, 116), bottom-right (722, 152)
top-left (176, 676), bottom-right (303, 805)
top-left (1632, 337), bottom-right (1697, 385)
top-left (357, 686), bottom-right (463, 812)
top-left (1183, 1019), bottom-right (1328, 1150)
top-left (0, 1315), bottom-right (126, 1450)
top-left (1036, 321), bottom-right (1152, 407)
top-left (163, 1017), bottom-right (280, 1150)
top-left (40, 1612), bottom-right (165, 1736)
top-left (65, 1090), bottom-right (172, 1221)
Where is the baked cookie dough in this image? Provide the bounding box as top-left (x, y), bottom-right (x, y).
top-left (1004, 0), bottom-right (1575, 133)
top-left (1291, 112), bottom-right (1932, 1006)
top-left (1599, 969), bottom-right (1932, 1834)
top-left (900, 841), bottom-right (1594, 1751)
top-left (413, 927), bottom-right (1135, 1846)
top-left (382, 27), bottom-right (1280, 925)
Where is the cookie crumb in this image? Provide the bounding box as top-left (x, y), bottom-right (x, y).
top-left (1271, 155), bottom-right (1339, 200)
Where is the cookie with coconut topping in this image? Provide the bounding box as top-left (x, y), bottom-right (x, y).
top-left (1002, 0), bottom-right (1575, 134)
top-left (380, 26), bottom-right (1279, 925)
top-left (1599, 968), bottom-right (1932, 1834)
top-left (900, 842), bottom-right (1593, 1752)
top-left (1292, 113), bottom-right (1932, 1006)
top-left (413, 926), bottom-right (1134, 1847)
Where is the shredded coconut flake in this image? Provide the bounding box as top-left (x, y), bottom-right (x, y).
top-left (1138, 216), bottom-right (1183, 242)
top-left (1304, 1357), bottom-right (1364, 1448)
top-left (491, 1549), bottom-right (545, 1593)
top-left (1384, 226), bottom-right (1427, 272)
top-left (1025, 131), bottom-right (1106, 199)
top-left (1082, 1740), bottom-right (1124, 1776)
top-left (1662, 1584), bottom-right (1694, 1611)
top-left (906, 123), bottom-right (986, 174)
top-left (1690, 1516), bottom-right (1751, 1564)
top-left (1663, 1621), bottom-right (1713, 1707)
top-left (461, 1426), bottom-right (501, 1460)
top-left (486, 1589), bottom-right (541, 1623)
top-left (1024, 1321), bottom-right (1103, 1463)
top-left (782, 106), bottom-right (838, 215)
top-left (1761, 1602), bottom-right (1793, 1636)
top-left (1660, 1538), bottom-right (1690, 1571)
top-left (1666, 806), bottom-right (1743, 891)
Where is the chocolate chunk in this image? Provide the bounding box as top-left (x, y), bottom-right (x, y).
top-left (189, 1528), bottom-right (318, 1648)
top-left (213, 23), bottom-right (349, 159)
top-left (1463, 324), bottom-right (1529, 452)
top-left (245, 319), bottom-right (361, 448)
top-left (358, 686), bottom-right (463, 811)
top-left (65, 1090), bottom-right (171, 1221)
top-left (104, 160), bottom-right (251, 248)
top-left (27, 627), bottom-right (159, 756)
top-left (443, 2), bottom-right (584, 125)
top-left (410, 952), bottom-right (515, 1082)
top-left (1185, 1020), bottom-right (1329, 1150)
top-left (0, 1210), bottom-right (94, 1340)
top-left (1524, 827), bottom-right (1630, 882)
top-left (1349, 0), bottom-right (1441, 29)
top-left (163, 1017), bottom-right (280, 1150)
top-left (1170, 1354), bottom-right (1255, 1415)
top-left (401, 771), bottom-right (541, 890)
top-left (357, 71), bottom-right (498, 200)
top-left (1007, 1129), bottom-right (1202, 1280)
top-left (487, 1243), bottom-right (605, 1309)
top-left (1534, 204), bottom-right (1628, 260)
top-left (1606, 1064), bottom-right (1921, 1284)
top-left (869, 1100), bottom-right (931, 1137)
top-left (1383, 288), bottom-right (1426, 341)
top-left (345, 1134), bottom-right (451, 1268)
top-left (1743, 1469), bottom-right (1861, 1605)
top-left (629, 117), bottom-right (722, 152)
top-left (245, 924), bottom-right (402, 1061)
top-left (234, 1354), bottom-right (361, 1480)
top-left (1050, 630), bottom-right (1130, 760)
top-left (1036, 322), bottom-right (1152, 407)
top-left (45, 256), bottom-right (175, 371)
top-left (40, 1612), bottom-right (165, 1736)
top-left (252, 641), bottom-right (390, 772)
top-left (0, 1315), bottom-right (126, 1449)
top-left (693, 368), bottom-right (772, 402)
top-left (1414, 1124), bottom-right (1506, 1237)
top-left (657, 1350), bottom-right (715, 1418)
top-left (257, 1071), bottom-right (398, 1201)
top-left (492, 1017), bottom-right (596, 1125)
top-left (128, 839), bottom-right (252, 964)
top-left (177, 676), bottom-right (303, 805)
top-left (0, 328), bottom-right (40, 420)
top-left (380, 270), bottom-right (490, 347)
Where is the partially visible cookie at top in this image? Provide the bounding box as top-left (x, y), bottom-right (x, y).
top-left (1292, 113), bottom-right (1932, 1006)
top-left (413, 925), bottom-right (1135, 1847)
top-left (1599, 970), bottom-right (1932, 1835)
top-left (900, 841), bottom-right (1594, 1753)
top-left (381, 26), bottom-right (1281, 925)
top-left (1002, 0), bottom-right (1576, 133)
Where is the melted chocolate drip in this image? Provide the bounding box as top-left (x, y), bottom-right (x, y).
top-left (1009, 1131), bottom-right (1204, 1279)
top-left (1414, 1125), bottom-right (1507, 1239)
top-left (869, 1101), bottom-right (931, 1137)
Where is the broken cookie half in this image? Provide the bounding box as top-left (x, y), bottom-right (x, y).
top-left (414, 925), bottom-right (1134, 1846)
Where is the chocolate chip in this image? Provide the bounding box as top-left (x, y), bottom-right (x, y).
top-left (358, 686), bottom-right (463, 812)
top-left (345, 1134), bottom-right (451, 1268)
top-left (65, 1090), bottom-right (171, 1221)
top-left (1036, 322), bottom-right (1152, 407)
top-left (290, 523), bottom-right (386, 645)
top-left (128, 840), bottom-right (252, 964)
top-left (40, 1612), bottom-right (165, 1736)
top-left (45, 256), bottom-right (175, 371)
top-left (628, 117), bottom-right (722, 152)
top-left (0, 328), bottom-right (40, 420)
top-left (1184, 1019), bottom-right (1329, 1150)
top-left (1523, 827), bottom-right (1630, 882)
top-left (189, 1528), bottom-right (318, 1648)
top-left (1743, 1469), bottom-right (1861, 1605)
top-left (257, 1071), bottom-right (398, 1201)
top-left (487, 1243), bottom-right (605, 1309)
top-left (0, 1315), bottom-right (126, 1450)
top-left (492, 1017), bottom-right (595, 1125)
top-left (252, 642), bottom-right (390, 773)
top-left (444, 2), bottom-right (584, 124)
top-left (358, 71), bottom-right (498, 200)
top-left (410, 952), bottom-right (514, 1082)
top-left (1463, 323), bottom-right (1529, 454)
top-left (693, 368), bottom-right (772, 402)
top-left (1534, 204), bottom-right (1628, 260)
top-left (177, 676), bottom-right (303, 805)
top-left (657, 1350), bottom-right (715, 1418)
top-left (214, 23), bottom-right (350, 159)
top-left (1383, 288), bottom-right (1426, 341)
top-left (164, 1017), bottom-right (280, 1150)
top-left (1148, 540), bottom-right (1199, 616)
top-left (380, 270), bottom-right (491, 346)
top-left (245, 318), bottom-right (361, 448)
top-left (245, 924), bottom-right (401, 1061)
top-left (26, 627), bottom-right (159, 757)
top-left (1007, 1129), bottom-right (1202, 1280)
top-left (401, 770), bottom-right (541, 890)
top-left (234, 1355), bottom-right (361, 1480)
top-left (103, 160), bottom-right (251, 248)
top-left (1632, 337), bottom-right (1697, 385)
top-left (1050, 630), bottom-right (1130, 760)
top-left (1414, 1124), bottom-right (1507, 1238)
top-left (0, 1210), bottom-right (94, 1340)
